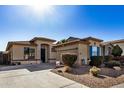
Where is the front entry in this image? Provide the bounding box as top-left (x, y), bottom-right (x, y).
top-left (41, 48), bottom-right (46, 63)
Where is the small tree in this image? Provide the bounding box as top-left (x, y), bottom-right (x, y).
top-left (90, 56), bottom-right (103, 67)
top-left (112, 45), bottom-right (123, 57)
top-left (57, 39), bottom-right (67, 44)
top-left (61, 39), bottom-right (67, 43)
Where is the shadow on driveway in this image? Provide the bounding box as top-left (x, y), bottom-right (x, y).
top-left (0, 63), bottom-right (55, 72)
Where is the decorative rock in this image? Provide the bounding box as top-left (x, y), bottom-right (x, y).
top-left (57, 70), bottom-right (63, 73)
top-left (101, 64), bottom-right (105, 67)
top-left (113, 66), bottom-right (121, 71)
top-left (63, 66), bottom-right (72, 72)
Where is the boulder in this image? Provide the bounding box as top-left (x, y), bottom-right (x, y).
top-left (113, 66), bottom-right (121, 71)
top-left (63, 66), bottom-right (72, 72)
top-left (57, 70), bottom-right (63, 73)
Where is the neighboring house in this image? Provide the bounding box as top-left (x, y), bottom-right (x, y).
top-left (3, 36), bottom-right (124, 66)
top-left (102, 39), bottom-right (124, 56)
top-left (0, 51), bottom-right (8, 65)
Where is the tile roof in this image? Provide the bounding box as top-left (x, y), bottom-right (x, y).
top-left (81, 36), bottom-right (103, 42)
top-left (66, 37), bottom-right (80, 42)
top-left (6, 41), bottom-right (36, 51)
top-left (66, 36), bottom-right (103, 42)
top-left (8, 41), bottom-right (32, 45)
top-left (31, 37), bottom-right (56, 42)
top-left (6, 37), bottom-right (56, 51)
top-left (102, 39), bottom-right (124, 45)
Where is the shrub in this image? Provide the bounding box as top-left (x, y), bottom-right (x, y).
top-left (112, 45), bottom-right (123, 57)
top-left (90, 66), bottom-right (101, 76)
top-left (112, 56), bottom-right (124, 65)
top-left (89, 56), bottom-right (103, 67)
top-left (112, 56), bottom-right (120, 61)
top-left (17, 62), bottom-right (21, 65)
top-left (104, 61), bottom-right (121, 68)
top-left (112, 56), bottom-right (124, 61)
top-left (119, 56), bottom-right (124, 65)
top-left (104, 56), bottom-right (113, 62)
top-left (62, 54), bottom-right (77, 67)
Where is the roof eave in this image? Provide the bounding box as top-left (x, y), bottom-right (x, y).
top-left (30, 37), bottom-right (56, 42)
top-left (54, 40), bottom-right (89, 48)
top-left (81, 37), bottom-right (103, 42)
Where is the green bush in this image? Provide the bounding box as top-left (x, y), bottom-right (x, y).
top-left (89, 66), bottom-right (101, 76)
top-left (62, 54), bottom-right (77, 67)
top-left (112, 45), bottom-right (123, 57)
top-left (57, 39), bottom-right (67, 44)
top-left (104, 56), bottom-right (113, 62)
top-left (104, 61), bottom-right (121, 68)
top-left (90, 56), bottom-right (103, 67)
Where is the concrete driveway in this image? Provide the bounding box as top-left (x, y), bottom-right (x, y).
top-left (0, 63), bottom-right (55, 72)
top-left (0, 63), bottom-right (88, 88)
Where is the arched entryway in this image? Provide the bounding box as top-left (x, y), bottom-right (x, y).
top-left (41, 44), bottom-right (50, 63)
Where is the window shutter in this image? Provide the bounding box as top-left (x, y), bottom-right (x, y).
top-left (89, 46), bottom-right (92, 57)
top-left (97, 47), bottom-right (100, 56)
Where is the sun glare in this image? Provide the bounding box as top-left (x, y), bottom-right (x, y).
top-left (30, 5), bottom-right (52, 15)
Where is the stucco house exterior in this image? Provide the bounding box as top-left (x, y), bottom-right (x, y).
top-left (54, 37), bottom-right (103, 65)
top-left (4, 36), bottom-right (124, 66)
top-left (6, 37), bottom-right (56, 65)
top-left (102, 39), bottom-right (124, 56)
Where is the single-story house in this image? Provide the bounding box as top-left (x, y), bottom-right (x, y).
top-left (3, 36), bottom-right (124, 65)
top-left (6, 37), bottom-right (56, 65)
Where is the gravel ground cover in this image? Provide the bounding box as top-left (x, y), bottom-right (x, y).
top-left (51, 66), bottom-right (124, 88)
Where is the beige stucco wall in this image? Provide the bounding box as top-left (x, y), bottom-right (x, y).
top-left (55, 43), bottom-right (90, 65)
top-left (30, 40), bottom-right (56, 63)
top-left (104, 44), bottom-right (111, 56)
top-left (49, 51), bottom-right (56, 63)
top-left (8, 46), bottom-right (13, 61)
top-left (9, 45), bottom-right (40, 64)
top-left (55, 40), bottom-right (104, 66)
top-left (89, 40), bottom-right (101, 47)
top-left (11, 60), bottom-right (40, 64)
top-left (8, 39), bottom-right (55, 65)
top-left (55, 44), bottom-right (78, 64)
top-left (12, 45), bottom-right (37, 60)
top-left (10, 45), bottom-right (39, 64)
top-left (35, 40), bottom-right (53, 59)
top-left (78, 44), bottom-right (88, 65)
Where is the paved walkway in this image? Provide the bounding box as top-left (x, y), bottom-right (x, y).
top-left (0, 64), bottom-right (88, 88)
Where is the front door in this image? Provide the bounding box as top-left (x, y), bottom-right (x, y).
top-left (41, 48), bottom-right (46, 63)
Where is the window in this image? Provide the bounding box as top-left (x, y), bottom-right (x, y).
top-left (92, 46), bottom-right (97, 56)
top-left (24, 47), bottom-right (35, 60)
top-left (90, 46), bottom-right (100, 56)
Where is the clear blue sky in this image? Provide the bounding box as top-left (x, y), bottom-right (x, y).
top-left (0, 5), bottom-right (124, 51)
